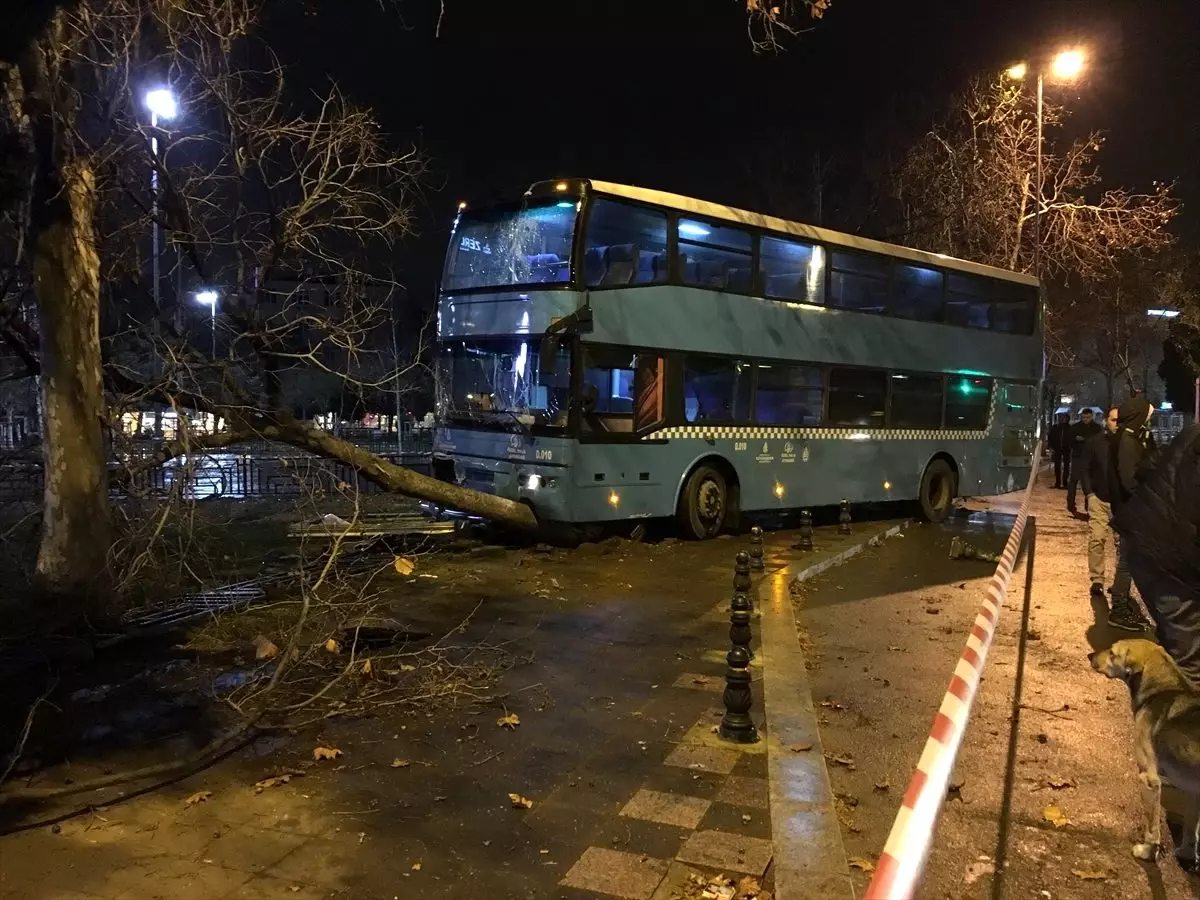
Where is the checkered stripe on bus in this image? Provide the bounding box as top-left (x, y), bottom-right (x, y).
top-left (643, 425), bottom-right (990, 441)
top-left (643, 388), bottom-right (997, 442)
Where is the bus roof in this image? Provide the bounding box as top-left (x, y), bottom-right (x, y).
top-left (585, 179), bottom-right (1040, 289)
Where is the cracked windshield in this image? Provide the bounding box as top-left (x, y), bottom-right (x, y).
top-left (442, 199), bottom-right (579, 291)
top-left (438, 339), bottom-right (571, 428)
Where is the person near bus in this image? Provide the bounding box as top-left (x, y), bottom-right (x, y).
top-left (1067, 407), bottom-right (1102, 515)
top-left (1048, 412), bottom-right (1072, 488)
top-left (1113, 424), bottom-right (1200, 684)
top-left (1080, 406), bottom-right (1148, 631)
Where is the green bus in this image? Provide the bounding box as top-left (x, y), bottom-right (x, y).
top-left (432, 178), bottom-right (1041, 538)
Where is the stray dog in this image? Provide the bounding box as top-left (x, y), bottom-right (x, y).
top-left (1090, 639), bottom-right (1200, 866)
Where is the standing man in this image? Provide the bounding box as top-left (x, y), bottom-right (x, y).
top-left (1048, 411), bottom-right (1072, 489)
top-left (1067, 407), bottom-right (1102, 515)
top-left (1080, 406), bottom-right (1146, 630)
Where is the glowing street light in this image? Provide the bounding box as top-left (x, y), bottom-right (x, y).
top-left (1050, 49), bottom-right (1086, 82)
top-left (1004, 48), bottom-right (1089, 277)
top-left (195, 289), bottom-right (219, 357)
top-left (144, 88), bottom-right (178, 123)
top-left (144, 88), bottom-right (178, 318)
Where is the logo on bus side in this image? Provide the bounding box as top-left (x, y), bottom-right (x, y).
top-left (506, 433), bottom-right (526, 459)
top-left (782, 442), bottom-right (796, 463)
top-left (756, 441), bottom-right (774, 464)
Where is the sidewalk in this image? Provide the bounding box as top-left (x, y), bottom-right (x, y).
top-left (0, 523), bottom-right (897, 900)
top-left (793, 475), bottom-right (1199, 899)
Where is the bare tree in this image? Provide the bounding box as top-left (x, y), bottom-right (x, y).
top-left (744, 0), bottom-right (833, 52)
top-left (892, 76), bottom-right (1178, 284)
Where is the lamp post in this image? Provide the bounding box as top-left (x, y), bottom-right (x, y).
top-left (144, 89), bottom-right (178, 312)
top-left (195, 290), bottom-right (218, 357)
top-left (1006, 49), bottom-right (1087, 279)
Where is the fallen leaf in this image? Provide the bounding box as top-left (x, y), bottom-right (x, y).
top-left (361, 658), bottom-right (373, 676)
top-left (184, 790), bottom-right (212, 807)
top-left (888, 645), bottom-right (903, 652)
top-left (391, 758), bottom-right (411, 769)
top-left (313, 746), bottom-right (344, 762)
top-left (254, 773), bottom-right (302, 793)
top-left (1042, 804), bottom-right (1070, 828)
top-left (508, 792), bottom-right (534, 809)
top-left (496, 713), bottom-right (521, 729)
top-left (394, 556), bottom-right (415, 576)
top-left (253, 635), bottom-right (279, 660)
top-left (400, 663), bottom-right (416, 672)
top-left (819, 700), bottom-right (847, 710)
top-left (1071, 869), bottom-right (1107, 881)
top-left (874, 776), bottom-right (890, 792)
top-left (411, 862), bottom-right (422, 872)
top-left (324, 638), bottom-right (341, 654)
top-left (1047, 777), bottom-right (1075, 790)
top-left (789, 743), bottom-right (813, 753)
top-left (827, 753), bottom-right (856, 768)
top-left (848, 856), bottom-right (875, 873)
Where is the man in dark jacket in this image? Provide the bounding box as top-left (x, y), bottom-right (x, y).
top-left (1048, 412), bottom-right (1072, 488)
top-left (1113, 424), bottom-right (1200, 684)
top-left (1067, 407), bottom-right (1102, 514)
top-left (1080, 405), bottom-right (1149, 631)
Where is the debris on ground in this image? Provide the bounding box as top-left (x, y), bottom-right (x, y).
top-left (254, 772), bottom-right (302, 792)
top-left (963, 856), bottom-right (995, 885)
top-left (1042, 804), bottom-right (1070, 828)
top-left (496, 712), bottom-right (521, 729)
top-left (848, 856), bottom-right (875, 872)
top-left (948, 536), bottom-right (1001, 563)
top-left (183, 790), bottom-right (212, 807)
top-left (508, 792), bottom-right (534, 809)
top-left (312, 746), bottom-right (343, 761)
top-left (253, 635), bottom-right (279, 660)
top-left (673, 873), bottom-right (772, 900)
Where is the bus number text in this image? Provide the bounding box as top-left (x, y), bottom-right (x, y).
top-left (535, 449), bottom-right (553, 461)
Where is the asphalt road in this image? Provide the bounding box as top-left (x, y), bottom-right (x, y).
top-left (794, 481), bottom-right (1199, 900)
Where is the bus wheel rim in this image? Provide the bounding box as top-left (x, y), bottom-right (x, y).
top-left (698, 479), bottom-right (723, 523)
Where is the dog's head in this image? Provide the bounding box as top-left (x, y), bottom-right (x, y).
top-left (1088, 639), bottom-right (1159, 681)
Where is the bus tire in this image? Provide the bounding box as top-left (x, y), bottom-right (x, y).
top-left (918, 458), bottom-right (957, 523)
top-left (677, 464), bottom-right (728, 540)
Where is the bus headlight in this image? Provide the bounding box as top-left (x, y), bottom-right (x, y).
top-left (519, 473), bottom-right (556, 490)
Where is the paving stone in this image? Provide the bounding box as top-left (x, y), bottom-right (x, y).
top-left (560, 847), bottom-right (671, 900)
top-left (225, 874), bottom-right (329, 899)
top-left (620, 789), bottom-right (711, 829)
top-left (663, 743), bottom-right (741, 775)
top-left (716, 775), bottom-right (770, 810)
top-left (199, 827), bottom-right (309, 875)
top-left (697, 801), bottom-right (773, 841)
top-left (676, 829), bottom-right (774, 877)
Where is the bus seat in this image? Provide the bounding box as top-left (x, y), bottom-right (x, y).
top-left (726, 267), bottom-right (752, 293)
top-left (637, 250), bottom-right (657, 283)
top-left (602, 244), bottom-right (637, 286)
top-left (652, 252), bottom-right (671, 282)
top-left (685, 396), bottom-right (701, 422)
top-left (527, 253), bottom-right (562, 283)
top-left (765, 273), bottom-right (802, 299)
top-left (585, 247), bottom-right (607, 285)
top-left (681, 255), bottom-right (701, 284)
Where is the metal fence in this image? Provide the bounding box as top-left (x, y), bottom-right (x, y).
top-left (0, 447), bottom-right (433, 503)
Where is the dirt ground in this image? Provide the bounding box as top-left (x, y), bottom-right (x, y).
top-left (797, 475), bottom-right (1200, 899)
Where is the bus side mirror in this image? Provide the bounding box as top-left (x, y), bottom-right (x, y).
top-left (539, 337), bottom-right (559, 375)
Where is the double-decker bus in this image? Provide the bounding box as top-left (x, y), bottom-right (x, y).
top-left (432, 178), bottom-right (1041, 539)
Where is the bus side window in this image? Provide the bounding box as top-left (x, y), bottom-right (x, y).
top-left (760, 237), bottom-right (825, 305)
top-left (891, 264), bottom-right (944, 322)
top-left (830, 252), bottom-right (888, 313)
top-left (945, 376), bottom-right (992, 429)
top-left (678, 220), bottom-right (752, 292)
top-left (584, 199), bottom-right (669, 288)
top-left (754, 364), bottom-right (823, 425)
top-left (683, 356), bottom-right (751, 423)
top-left (992, 286), bottom-right (1037, 334)
top-left (945, 274), bottom-right (992, 329)
top-left (827, 368), bottom-right (887, 427)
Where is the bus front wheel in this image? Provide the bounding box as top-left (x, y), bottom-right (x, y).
top-left (677, 465), bottom-right (728, 540)
top-left (918, 459), bottom-right (958, 523)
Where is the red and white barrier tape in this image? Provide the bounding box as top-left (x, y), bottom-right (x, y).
top-left (864, 448), bottom-right (1042, 899)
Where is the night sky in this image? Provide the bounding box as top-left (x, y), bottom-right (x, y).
top-left (274, 0), bottom-right (1199, 298)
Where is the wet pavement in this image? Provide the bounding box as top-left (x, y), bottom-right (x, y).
top-left (796, 476), bottom-right (1200, 899)
top-left (0, 522), bottom-right (901, 900)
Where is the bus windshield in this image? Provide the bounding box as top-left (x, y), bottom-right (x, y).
top-left (442, 200), bottom-right (579, 291)
top-left (438, 338), bottom-right (572, 429)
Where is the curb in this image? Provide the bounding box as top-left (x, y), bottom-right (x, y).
top-left (759, 521), bottom-right (910, 900)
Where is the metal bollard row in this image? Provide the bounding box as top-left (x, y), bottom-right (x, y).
top-left (720, 550), bottom-right (759, 744)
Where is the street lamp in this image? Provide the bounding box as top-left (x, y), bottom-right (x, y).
top-left (1005, 48), bottom-right (1088, 278)
top-left (144, 89), bottom-right (177, 314)
top-left (195, 289), bottom-right (218, 357)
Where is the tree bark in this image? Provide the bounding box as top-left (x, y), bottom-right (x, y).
top-left (32, 160), bottom-right (112, 601)
top-left (14, 25), bottom-right (113, 605)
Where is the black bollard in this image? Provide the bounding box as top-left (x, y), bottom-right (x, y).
top-left (749, 526), bottom-right (765, 571)
top-left (734, 549), bottom-right (753, 615)
top-left (720, 551), bottom-right (759, 744)
top-left (838, 499), bottom-right (852, 534)
top-left (794, 510), bottom-right (814, 551)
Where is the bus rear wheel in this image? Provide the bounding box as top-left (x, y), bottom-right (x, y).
top-left (677, 465), bottom-right (728, 540)
top-left (919, 458), bottom-right (958, 523)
